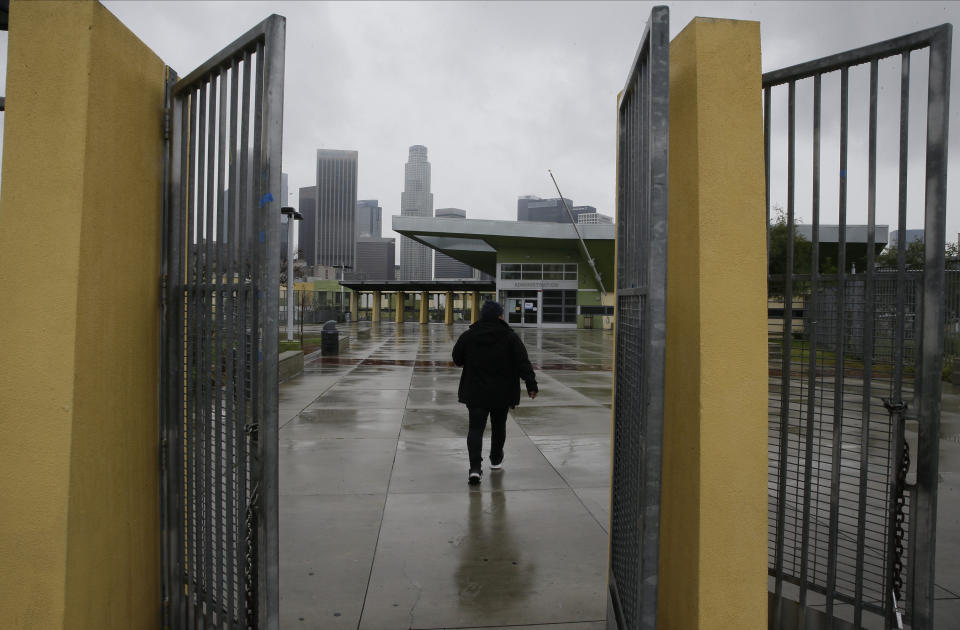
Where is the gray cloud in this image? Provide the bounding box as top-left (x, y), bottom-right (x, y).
top-left (85, 1), bottom-right (960, 247)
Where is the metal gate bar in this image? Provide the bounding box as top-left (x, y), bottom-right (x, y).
top-left (764, 24), bottom-right (950, 629)
top-left (608, 6), bottom-right (669, 630)
top-left (162, 15), bottom-right (285, 629)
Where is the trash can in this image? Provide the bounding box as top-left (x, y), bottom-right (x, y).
top-left (582, 315), bottom-right (593, 330)
top-left (321, 320), bottom-right (339, 355)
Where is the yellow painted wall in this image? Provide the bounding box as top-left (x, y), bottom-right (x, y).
top-left (658, 18), bottom-right (768, 630)
top-left (0, 1), bottom-right (166, 627)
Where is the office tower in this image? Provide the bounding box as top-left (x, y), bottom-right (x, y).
top-left (399, 145), bottom-right (434, 280)
top-left (434, 208), bottom-right (475, 279)
top-left (298, 185), bottom-right (317, 265)
top-left (298, 149), bottom-right (358, 271)
top-left (517, 195), bottom-right (594, 223)
top-left (357, 199), bottom-right (382, 239)
top-left (356, 237), bottom-right (396, 280)
top-left (577, 211), bottom-right (613, 224)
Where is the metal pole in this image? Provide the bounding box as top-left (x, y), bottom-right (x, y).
top-left (548, 169), bottom-right (607, 295)
top-left (287, 215), bottom-right (295, 340)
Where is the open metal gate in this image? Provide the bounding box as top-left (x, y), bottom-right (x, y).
top-left (160, 15), bottom-right (285, 629)
top-left (608, 6), bottom-right (669, 630)
top-left (764, 24), bottom-right (950, 629)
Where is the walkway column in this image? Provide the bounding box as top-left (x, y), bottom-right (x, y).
top-left (444, 290), bottom-right (454, 325)
top-left (471, 290), bottom-right (480, 323)
top-left (395, 291), bottom-right (404, 324)
top-left (349, 290), bottom-right (358, 323)
top-left (657, 18), bottom-right (766, 630)
top-left (372, 290), bottom-right (381, 323)
top-left (420, 291), bottom-right (429, 324)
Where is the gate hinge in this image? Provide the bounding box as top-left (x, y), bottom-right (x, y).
top-left (162, 107), bottom-right (171, 141)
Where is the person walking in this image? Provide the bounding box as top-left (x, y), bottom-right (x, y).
top-left (452, 300), bottom-right (538, 485)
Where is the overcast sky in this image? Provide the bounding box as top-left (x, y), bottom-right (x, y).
top-left (93, 2), bottom-right (960, 251)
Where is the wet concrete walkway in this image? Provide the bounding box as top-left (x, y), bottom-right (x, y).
top-left (277, 321), bottom-right (960, 629)
top-left (279, 322), bottom-right (613, 629)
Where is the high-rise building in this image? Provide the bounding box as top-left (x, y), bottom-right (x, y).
top-left (317, 149), bottom-right (358, 269)
top-left (356, 237), bottom-right (396, 280)
top-left (399, 145), bottom-right (434, 280)
top-left (298, 185), bottom-right (316, 264)
top-left (517, 195), bottom-right (595, 223)
top-left (577, 212), bottom-right (613, 225)
top-left (434, 208), bottom-right (476, 279)
top-left (357, 199), bottom-right (382, 239)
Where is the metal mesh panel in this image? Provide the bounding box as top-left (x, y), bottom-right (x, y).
top-left (608, 7), bottom-right (669, 630)
top-left (162, 15), bottom-right (284, 629)
top-left (764, 24), bottom-right (950, 629)
top-left (611, 293), bottom-right (644, 628)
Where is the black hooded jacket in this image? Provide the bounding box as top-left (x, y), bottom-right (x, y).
top-left (452, 319), bottom-right (538, 408)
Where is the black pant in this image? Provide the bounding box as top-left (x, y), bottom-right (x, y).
top-left (467, 406), bottom-right (508, 470)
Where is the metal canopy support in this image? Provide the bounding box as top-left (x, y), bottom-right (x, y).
top-left (549, 169), bottom-right (607, 295)
top-left (161, 14), bottom-right (285, 629)
top-left (608, 6), bottom-right (669, 630)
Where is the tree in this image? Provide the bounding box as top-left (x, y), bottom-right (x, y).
top-left (768, 206), bottom-right (813, 276)
top-left (876, 239), bottom-right (958, 269)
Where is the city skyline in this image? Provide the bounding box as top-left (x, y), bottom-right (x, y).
top-left (98, 1), bottom-right (960, 252)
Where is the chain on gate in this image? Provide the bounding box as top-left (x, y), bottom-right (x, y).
top-left (884, 397), bottom-right (910, 629)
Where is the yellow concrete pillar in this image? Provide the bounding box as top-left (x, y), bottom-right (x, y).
top-left (420, 291), bottom-right (429, 324)
top-left (471, 290), bottom-right (480, 322)
top-left (0, 1), bottom-right (166, 626)
top-left (444, 290), bottom-right (454, 325)
top-left (349, 290), bottom-right (358, 322)
top-left (372, 290), bottom-right (382, 323)
top-left (395, 290), bottom-right (404, 324)
top-left (657, 18), bottom-right (767, 630)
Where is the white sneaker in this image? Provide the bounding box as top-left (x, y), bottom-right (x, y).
top-left (468, 469), bottom-right (482, 485)
top-left (490, 459), bottom-right (504, 471)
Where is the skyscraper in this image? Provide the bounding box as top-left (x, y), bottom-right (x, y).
top-left (434, 208), bottom-right (475, 279)
top-left (517, 195), bottom-right (593, 223)
top-left (356, 238), bottom-right (396, 280)
top-left (399, 145), bottom-right (434, 280)
top-left (357, 199), bottom-right (382, 238)
top-left (306, 149), bottom-right (358, 270)
top-left (298, 185), bottom-right (317, 264)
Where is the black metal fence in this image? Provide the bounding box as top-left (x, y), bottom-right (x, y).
top-left (764, 23), bottom-right (950, 630)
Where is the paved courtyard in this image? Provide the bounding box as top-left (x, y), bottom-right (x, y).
top-left (276, 321), bottom-right (960, 629)
top-left (278, 322), bottom-right (613, 629)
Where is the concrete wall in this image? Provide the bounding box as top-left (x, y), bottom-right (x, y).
top-left (0, 1), bottom-right (166, 627)
top-left (657, 18), bottom-right (768, 629)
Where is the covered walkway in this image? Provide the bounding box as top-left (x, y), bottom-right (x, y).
top-left (340, 280), bottom-right (496, 325)
top-left (278, 322), bottom-right (614, 628)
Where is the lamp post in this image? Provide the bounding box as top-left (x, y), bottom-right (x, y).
top-left (333, 264), bottom-right (352, 322)
top-left (280, 206), bottom-right (302, 341)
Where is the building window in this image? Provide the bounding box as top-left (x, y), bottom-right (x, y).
top-left (564, 263), bottom-right (578, 280)
top-left (542, 290), bottom-right (577, 323)
top-left (521, 263), bottom-right (543, 280)
top-left (501, 263), bottom-right (521, 279)
top-left (543, 263), bottom-right (564, 280)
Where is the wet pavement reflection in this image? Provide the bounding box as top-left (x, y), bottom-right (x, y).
top-left (280, 322), bottom-right (611, 629)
